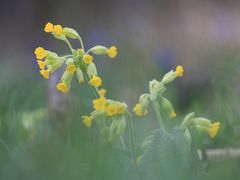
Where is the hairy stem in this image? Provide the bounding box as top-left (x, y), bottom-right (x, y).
top-left (152, 100), bottom-right (166, 130)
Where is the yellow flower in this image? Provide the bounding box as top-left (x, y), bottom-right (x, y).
top-left (53, 25), bottom-right (63, 36)
top-left (209, 122), bottom-right (220, 138)
top-left (107, 46), bottom-right (117, 59)
top-left (83, 54), bottom-right (93, 64)
top-left (34, 47), bottom-right (47, 59)
top-left (92, 97), bottom-right (107, 110)
top-left (56, 82), bottom-right (69, 93)
top-left (40, 69), bottom-right (50, 79)
top-left (176, 65), bottom-right (184, 77)
top-left (99, 88), bottom-right (107, 97)
top-left (133, 103), bottom-right (147, 116)
top-left (169, 111), bottom-right (177, 118)
top-left (82, 116), bottom-right (93, 128)
top-left (78, 48), bottom-right (84, 54)
top-left (89, 75), bottom-right (102, 87)
top-left (117, 105), bottom-right (125, 114)
top-left (37, 60), bottom-right (47, 70)
top-left (105, 104), bottom-right (118, 116)
top-left (44, 22), bottom-right (54, 33)
top-left (66, 64), bottom-right (76, 75)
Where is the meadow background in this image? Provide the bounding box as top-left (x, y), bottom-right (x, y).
top-left (0, 0), bottom-right (240, 179)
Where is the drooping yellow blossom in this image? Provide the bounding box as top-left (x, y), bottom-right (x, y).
top-left (107, 46), bottom-right (117, 59)
top-left (37, 60), bottom-right (47, 70)
top-left (92, 97), bottom-right (107, 110)
top-left (133, 103), bottom-right (147, 116)
top-left (169, 111), bottom-right (177, 118)
top-left (40, 69), bottom-right (50, 79)
top-left (83, 54), bottom-right (93, 64)
top-left (82, 116), bottom-right (93, 128)
top-left (44, 22), bottom-right (54, 33)
top-left (209, 122), bottom-right (220, 138)
top-left (53, 25), bottom-right (63, 36)
top-left (56, 82), bottom-right (69, 93)
top-left (34, 47), bottom-right (47, 59)
top-left (89, 75), bottom-right (102, 87)
top-left (66, 64), bottom-right (76, 75)
top-left (176, 65), bottom-right (184, 77)
top-left (99, 88), bottom-right (107, 97)
top-left (105, 104), bottom-right (118, 116)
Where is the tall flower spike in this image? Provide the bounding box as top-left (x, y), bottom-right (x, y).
top-left (44, 22), bottom-right (54, 33)
top-left (107, 46), bottom-right (117, 59)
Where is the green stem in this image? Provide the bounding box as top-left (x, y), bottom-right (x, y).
top-left (126, 110), bottom-right (137, 166)
top-left (120, 136), bottom-right (127, 150)
top-left (64, 38), bottom-right (74, 54)
top-left (152, 100), bottom-right (166, 130)
top-left (78, 37), bottom-right (85, 52)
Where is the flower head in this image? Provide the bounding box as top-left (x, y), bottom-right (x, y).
top-left (56, 82), bottom-right (69, 93)
top-left (44, 22), bottom-right (54, 33)
top-left (169, 111), bottom-right (177, 119)
top-left (37, 60), bottom-right (47, 70)
top-left (99, 88), bottom-right (107, 97)
top-left (40, 69), bottom-right (50, 79)
top-left (66, 64), bottom-right (76, 75)
top-left (89, 75), bottom-right (102, 87)
top-left (107, 46), bottom-right (117, 59)
top-left (83, 54), bottom-right (93, 64)
top-left (209, 122), bottom-right (220, 138)
top-left (35, 47), bottom-right (47, 59)
top-left (133, 103), bottom-right (147, 116)
top-left (176, 65), bottom-right (184, 77)
top-left (105, 104), bottom-right (118, 116)
top-left (92, 97), bottom-right (107, 110)
top-left (53, 25), bottom-right (63, 36)
top-left (82, 116), bottom-right (93, 128)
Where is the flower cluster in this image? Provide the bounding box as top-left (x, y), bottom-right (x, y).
top-left (35, 22), bottom-right (118, 94)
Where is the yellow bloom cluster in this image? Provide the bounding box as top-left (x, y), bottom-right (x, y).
top-left (44, 22), bottom-right (63, 36)
top-left (209, 122), bottom-right (220, 138)
top-left (35, 47), bottom-right (49, 79)
top-left (93, 97), bottom-right (107, 110)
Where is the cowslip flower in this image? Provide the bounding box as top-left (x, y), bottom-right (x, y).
top-left (83, 54), bottom-right (93, 64)
top-left (44, 22), bottom-right (54, 33)
top-left (35, 47), bottom-right (47, 59)
top-left (53, 25), bottom-right (63, 36)
top-left (99, 88), bottom-right (107, 97)
top-left (66, 64), bottom-right (76, 75)
top-left (169, 111), bottom-right (177, 118)
top-left (107, 46), bottom-right (117, 59)
top-left (37, 60), bottom-right (47, 70)
top-left (82, 116), bottom-right (93, 128)
top-left (92, 97), bottom-right (107, 110)
top-left (209, 122), bottom-right (220, 138)
top-left (176, 65), bottom-right (184, 77)
top-left (40, 69), bottom-right (50, 79)
top-left (89, 75), bottom-right (102, 87)
top-left (56, 82), bottom-right (69, 93)
top-left (105, 104), bottom-right (118, 116)
top-left (133, 103), bottom-right (147, 116)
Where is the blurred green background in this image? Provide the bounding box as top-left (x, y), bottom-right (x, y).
top-left (0, 0), bottom-right (240, 179)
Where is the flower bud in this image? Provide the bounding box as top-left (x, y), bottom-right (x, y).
top-left (149, 79), bottom-right (165, 99)
top-left (139, 93), bottom-right (150, 113)
top-left (161, 97), bottom-right (176, 118)
top-left (181, 112), bottom-right (195, 128)
top-left (89, 45), bottom-right (108, 55)
top-left (87, 63), bottom-right (97, 77)
top-left (63, 27), bottom-right (79, 39)
top-left (117, 116), bottom-right (126, 136)
top-left (193, 117), bottom-right (211, 127)
top-left (161, 70), bottom-right (177, 84)
top-left (76, 68), bottom-right (84, 83)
